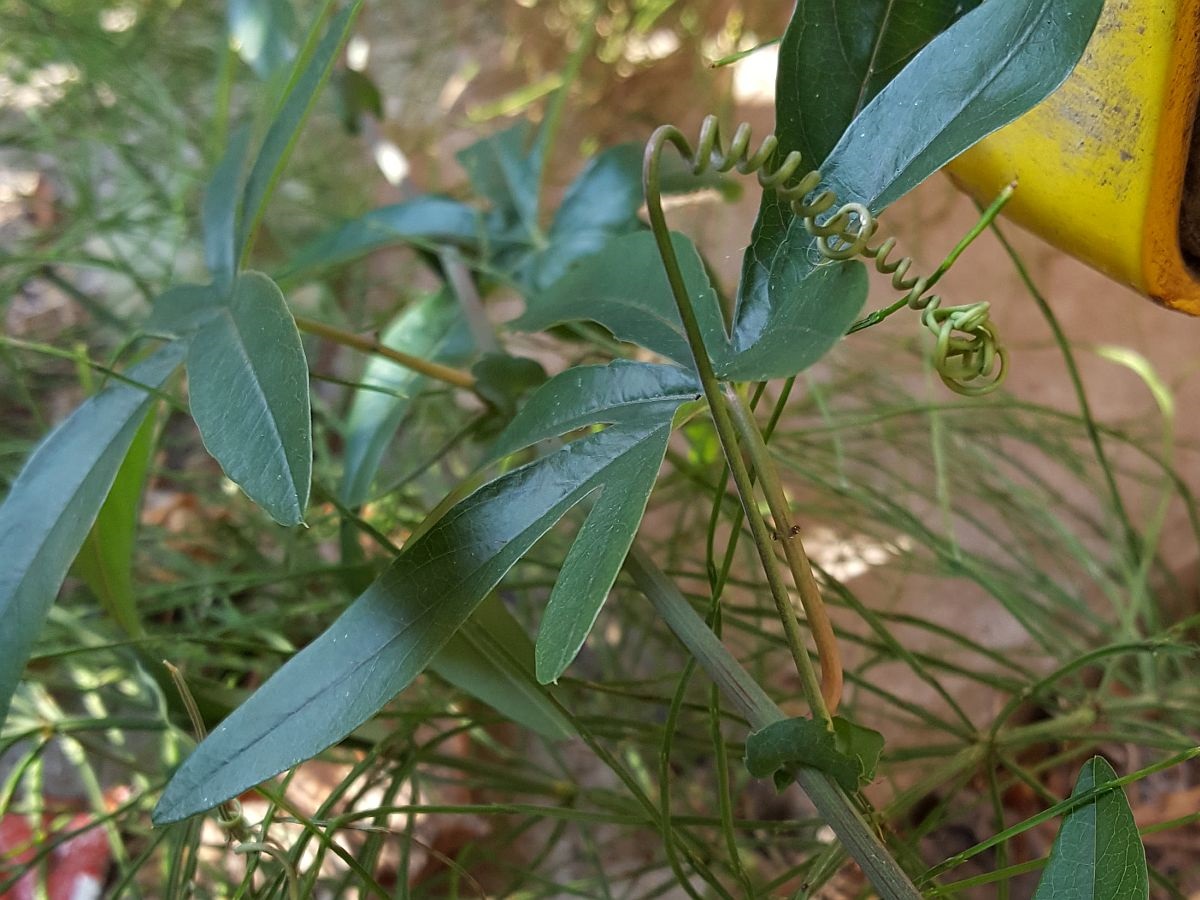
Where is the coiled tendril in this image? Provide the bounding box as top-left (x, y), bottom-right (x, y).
top-left (657, 115), bottom-right (1007, 395)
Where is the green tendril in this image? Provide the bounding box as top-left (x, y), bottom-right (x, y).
top-left (680, 114), bottom-right (1007, 395)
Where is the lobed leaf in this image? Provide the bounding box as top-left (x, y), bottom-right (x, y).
top-left (187, 272), bottom-right (312, 526)
top-left (736, 0), bottom-right (978, 348)
top-left (1033, 757), bottom-right (1149, 899)
top-left (0, 343), bottom-right (185, 725)
top-left (737, 0), bottom-right (1102, 369)
top-left (820, 0), bottom-right (1105, 211)
top-left (155, 400), bottom-right (685, 822)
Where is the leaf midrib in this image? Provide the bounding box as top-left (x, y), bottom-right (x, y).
top-left (843, 0), bottom-right (1046, 205)
top-left (209, 305), bottom-right (300, 514)
top-left (849, 0), bottom-right (897, 118)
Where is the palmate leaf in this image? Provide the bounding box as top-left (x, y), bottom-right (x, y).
top-left (155, 360), bottom-right (698, 823)
top-left (736, 0), bottom-right (979, 348)
top-left (0, 343), bottom-right (185, 725)
top-left (736, 0), bottom-right (1103, 366)
top-left (1033, 757), bottom-right (1148, 899)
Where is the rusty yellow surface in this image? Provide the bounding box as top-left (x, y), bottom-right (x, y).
top-left (947, 0), bottom-right (1200, 314)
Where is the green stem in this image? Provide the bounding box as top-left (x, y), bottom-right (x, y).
top-left (723, 384), bottom-right (842, 718)
top-left (644, 125), bottom-right (831, 723)
top-left (626, 548), bottom-right (922, 900)
top-left (439, 247), bottom-right (498, 354)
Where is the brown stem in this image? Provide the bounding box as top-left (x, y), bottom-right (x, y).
top-left (294, 315), bottom-right (477, 391)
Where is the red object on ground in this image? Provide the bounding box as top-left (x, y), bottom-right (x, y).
top-left (0, 812), bottom-right (110, 900)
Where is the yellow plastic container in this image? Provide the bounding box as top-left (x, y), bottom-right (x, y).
top-left (947, 0), bottom-right (1200, 315)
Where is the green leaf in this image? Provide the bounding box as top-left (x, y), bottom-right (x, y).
top-left (457, 120), bottom-right (542, 250)
top-left (532, 435), bottom-right (667, 683)
top-left (228, 0), bottom-right (300, 79)
top-left (722, 252), bottom-right (867, 382)
top-left (735, 0), bottom-right (977, 343)
top-left (737, 0), bottom-right (977, 354)
top-left (530, 143), bottom-right (646, 289)
top-left (0, 343), bottom-right (185, 725)
top-left (515, 230), bottom-right (730, 373)
top-left (777, 1), bottom-right (982, 171)
top-left (202, 125), bottom-right (252, 291)
top-left (72, 410), bottom-right (156, 638)
top-left (736, 0), bottom-right (1101, 366)
top-left (339, 290), bottom-right (473, 507)
top-left (144, 283), bottom-right (225, 339)
top-left (487, 360), bottom-right (700, 463)
top-left (429, 594), bottom-right (574, 740)
top-left (488, 361), bottom-right (699, 683)
top-left (527, 141), bottom-right (733, 290)
top-left (237, 0), bottom-right (363, 264)
top-left (187, 272), bottom-right (311, 526)
top-left (154, 361), bottom-right (693, 823)
top-left (1033, 757), bottom-right (1149, 900)
top-left (281, 196), bottom-right (480, 279)
top-left (471, 353), bottom-right (548, 418)
top-left (832, 717), bottom-right (884, 787)
top-left (745, 716), bottom-right (884, 793)
top-left (821, 0), bottom-right (1104, 211)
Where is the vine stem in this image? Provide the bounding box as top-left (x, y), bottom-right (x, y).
top-left (293, 315), bottom-right (477, 390)
top-left (643, 125), bottom-right (837, 725)
top-left (722, 383), bottom-right (844, 711)
top-left (625, 548), bottom-right (922, 899)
